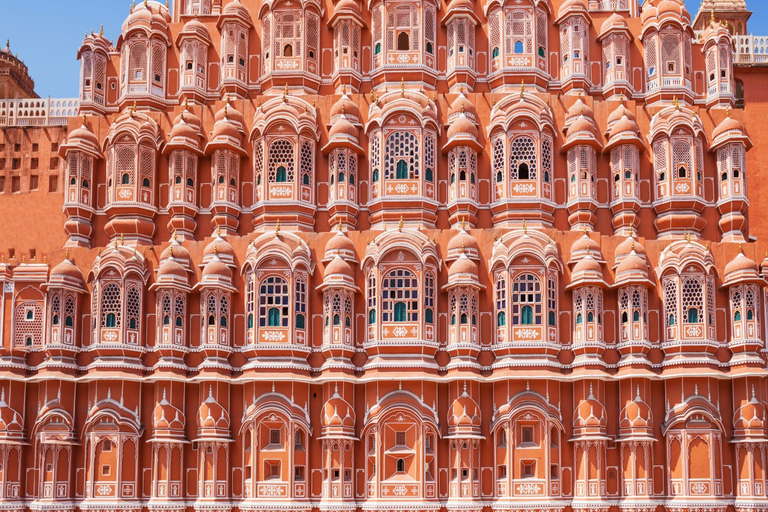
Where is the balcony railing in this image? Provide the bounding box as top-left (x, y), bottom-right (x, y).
top-left (734, 35), bottom-right (768, 65)
top-left (0, 97), bottom-right (79, 127)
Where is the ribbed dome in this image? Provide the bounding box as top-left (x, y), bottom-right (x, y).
top-left (573, 254), bottom-right (602, 275)
top-left (161, 237), bottom-right (192, 265)
top-left (203, 233), bottom-right (236, 267)
top-left (222, 0), bottom-right (249, 18)
top-left (566, 97), bottom-right (593, 123)
top-left (610, 116), bottom-right (641, 139)
top-left (658, 0), bottom-right (683, 16)
top-left (325, 255), bottom-right (354, 280)
top-left (328, 114), bottom-right (358, 139)
top-left (558, 0), bottom-right (588, 17)
top-left (447, 227), bottom-right (480, 261)
top-left (449, 252), bottom-right (479, 278)
top-left (616, 250), bottom-right (648, 276)
top-left (733, 392), bottom-right (766, 434)
top-left (713, 115), bottom-right (746, 140)
top-left (153, 390), bottom-right (185, 435)
top-left (600, 12), bottom-right (629, 37)
top-left (214, 100), bottom-right (244, 128)
top-left (574, 388), bottom-right (607, 433)
top-left (641, 5), bottom-right (657, 24)
top-left (202, 254), bottom-right (232, 280)
top-left (726, 251), bottom-right (758, 276)
top-left (197, 387), bottom-right (230, 435)
top-left (446, 0), bottom-right (474, 14)
top-left (607, 105), bottom-right (636, 126)
top-left (615, 235), bottom-right (646, 260)
top-left (157, 256), bottom-right (187, 280)
top-left (447, 388), bottom-right (481, 435)
top-left (330, 94), bottom-right (361, 123)
top-left (571, 233), bottom-right (600, 257)
top-left (321, 387), bottom-right (356, 437)
top-left (447, 111), bottom-right (479, 140)
top-left (50, 258), bottom-right (85, 284)
top-left (68, 121), bottom-right (99, 148)
top-left (324, 230), bottom-right (356, 261)
top-left (0, 390), bottom-right (23, 437)
top-left (448, 92), bottom-right (478, 121)
top-left (620, 392), bottom-right (652, 433)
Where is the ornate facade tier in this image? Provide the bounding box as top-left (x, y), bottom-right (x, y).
top-left (4, 0), bottom-right (768, 512)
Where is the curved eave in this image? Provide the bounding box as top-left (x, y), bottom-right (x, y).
top-left (163, 139), bottom-right (205, 156)
top-left (554, 9), bottom-right (591, 27)
top-left (442, 278), bottom-right (485, 291)
top-left (597, 25), bottom-right (633, 42)
top-left (442, 136), bottom-right (483, 154)
top-left (710, 133), bottom-right (753, 152)
top-left (41, 282), bottom-right (88, 294)
top-left (193, 280), bottom-right (238, 293)
top-left (149, 281), bottom-right (193, 293)
top-left (59, 142), bottom-right (104, 161)
top-left (605, 133), bottom-right (645, 153)
top-left (316, 281), bottom-right (361, 294)
top-left (442, 8), bottom-right (481, 26)
top-left (611, 276), bottom-right (656, 289)
top-left (561, 136), bottom-right (603, 153)
top-left (321, 138), bottom-right (364, 155)
top-left (328, 9), bottom-right (366, 29)
top-left (721, 275), bottom-right (767, 289)
top-left (565, 276), bottom-right (609, 291)
top-left (204, 139), bottom-right (248, 157)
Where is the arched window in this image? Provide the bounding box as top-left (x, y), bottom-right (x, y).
top-left (382, 269), bottom-right (418, 323)
top-left (512, 274), bottom-right (542, 326)
top-left (510, 137), bottom-right (537, 180)
top-left (681, 277), bottom-right (704, 325)
top-left (385, 131), bottom-right (419, 180)
top-left (259, 276), bottom-right (289, 328)
top-left (396, 458), bottom-right (405, 472)
top-left (268, 139), bottom-right (295, 183)
top-left (398, 32), bottom-right (410, 51)
top-left (100, 283), bottom-right (121, 329)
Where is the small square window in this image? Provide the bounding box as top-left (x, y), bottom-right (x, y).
top-left (295, 466), bottom-right (305, 481)
top-left (102, 465), bottom-right (111, 476)
top-left (48, 176), bottom-right (58, 193)
top-left (396, 432), bottom-right (406, 446)
top-left (521, 425), bottom-right (534, 445)
top-left (30, 175), bottom-right (38, 190)
top-left (0, 144), bottom-right (5, 151)
top-left (11, 176), bottom-right (20, 193)
top-left (522, 461), bottom-right (535, 478)
top-left (51, 143), bottom-right (58, 152)
top-left (31, 143), bottom-right (38, 152)
top-left (0, 159), bottom-right (5, 169)
top-left (12, 158), bottom-right (20, 170)
top-left (50, 157), bottom-right (58, 170)
top-left (498, 465), bottom-right (507, 478)
top-left (13, 144), bottom-right (20, 152)
top-left (0, 176), bottom-right (5, 192)
top-left (269, 428), bottom-right (281, 446)
top-left (30, 158), bottom-right (38, 170)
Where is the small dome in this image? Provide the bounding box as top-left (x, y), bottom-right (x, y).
top-left (447, 227), bottom-right (480, 261)
top-left (214, 100), bottom-right (244, 128)
top-left (328, 114), bottom-right (359, 139)
top-left (222, 0), bottom-right (250, 19)
top-left (50, 258), bottom-right (85, 284)
top-left (558, 0), bottom-right (588, 17)
top-left (157, 256), bottom-right (188, 281)
top-left (600, 12), bottom-right (629, 37)
top-left (446, 0), bottom-right (475, 15)
top-left (566, 96), bottom-right (593, 123)
top-left (620, 392), bottom-right (653, 433)
top-left (734, 391), bottom-right (766, 434)
top-left (0, 390), bottom-right (23, 438)
top-left (161, 237), bottom-right (192, 266)
top-left (615, 235), bottom-right (646, 260)
top-left (447, 111), bottom-right (479, 141)
top-left (448, 92), bottom-right (478, 121)
top-left (197, 387), bottom-right (230, 435)
top-left (203, 233), bottom-right (236, 267)
top-left (449, 252), bottom-right (479, 278)
top-left (202, 254), bottom-right (233, 280)
top-left (712, 115), bottom-right (747, 141)
top-left (574, 387), bottom-right (607, 433)
top-left (68, 121), bottom-right (100, 148)
top-left (610, 116), bottom-right (641, 139)
top-left (335, 0), bottom-right (362, 16)
top-left (153, 391), bottom-right (185, 435)
top-left (607, 104), bottom-right (636, 126)
top-left (330, 94), bottom-right (361, 123)
top-left (325, 255), bottom-right (354, 280)
top-left (567, 115), bottom-right (597, 139)
top-left (571, 233), bottom-right (600, 258)
top-left (447, 388), bottom-right (481, 435)
top-left (573, 253), bottom-right (602, 275)
top-left (212, 116), bottom-right (241, 140)
top-left (324, 230), bottom-right (356, 261)
top-left (658, 0), bottom-right (682, 16)
top-left (616, 250), bottom-right (648, 276)
top-left (321, 388), bottom-right (356, 437)
top-left (724, 250), bottom-right (761, 286)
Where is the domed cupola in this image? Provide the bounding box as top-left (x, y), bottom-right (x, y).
top-left (61, 117), bottom-right (102, 159)
top-left (152, 243), bottom-right (193, 292)
top-left (206, 99), bottom-right (247, 156)
top-left (323, 95), bottom-right (364, 154)
top-left (619, 387), bottom-right (653, 438)
top-left (564, 94), bottom-right (594, 132)
top-left (712, 110), bottom-right (752, 150)
top-left (447, 384), bottom-right (482, 437)
top-left (45, 256), bottom-right (87, 294)
top-left (0, 389), bottom-right (25, 442)
top-left (196, 386), bottom-right (231, 439)
top-left (197, 246), bottom-right (237, 293)
top-left (153, 389), bottom-right (186, 439)
top-left (724, 248), bottom-right (761, 286)
top-left (562, 109), bottom-right (602, 153)
top-left (573, 384), bottom-right (607, 437)
top-left (605, 104), bottom-right (644, 152)
top-left (444, 93), bottom-right (481, 227)
top-left (166, 101), bottom-right (205, 155)
top-left (201, 229), bottom-right (236, 268)
top-left (321, 385), bottom-right (356, 438)
top-left (733, 386), bottom-right (767, 439)
top-left (323, 227), bottom-right (357, 263)
top-left (446, 223), bottom-right (480, 262)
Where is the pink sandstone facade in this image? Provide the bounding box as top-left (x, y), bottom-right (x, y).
top-left (1, 1), bottom-right (768, 512)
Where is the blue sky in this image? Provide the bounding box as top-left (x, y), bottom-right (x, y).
top-left (0, 1), bottom-right (765, 98)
